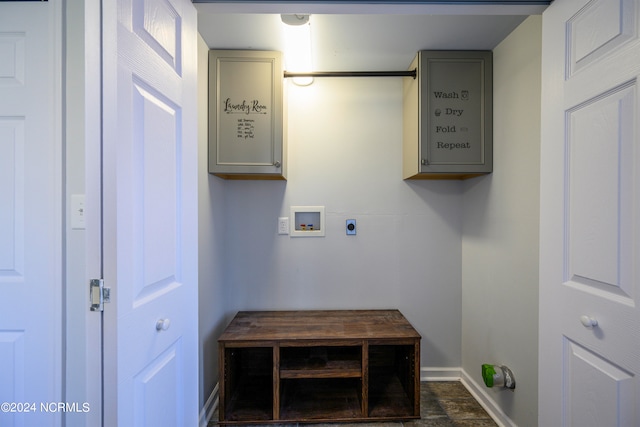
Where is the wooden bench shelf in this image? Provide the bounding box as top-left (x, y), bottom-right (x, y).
top-left (218, 310), bottom-right (421, 424)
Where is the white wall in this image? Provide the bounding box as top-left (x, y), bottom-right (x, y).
top-left (220, 77), bottom-right (463, 368)
top-left (197, 35), bottom-right (228, 411)
top-left (461, 16), bottom-right (541, 427)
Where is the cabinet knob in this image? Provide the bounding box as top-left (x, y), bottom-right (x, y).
top-left (274, 161), bottom-right (281, 168)
top-left (421, 159), bottom-right (428, 165)
top-left (580, 315), bottom-right (598, 329)
top-left (156, 318), bottom-right (171, 331)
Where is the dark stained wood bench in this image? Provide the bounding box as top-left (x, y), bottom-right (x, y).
top-left (218, 309), bottom-right (421, 424)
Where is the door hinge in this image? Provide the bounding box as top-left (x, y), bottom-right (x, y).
top-left (90, 279), bottom-right (111, 312)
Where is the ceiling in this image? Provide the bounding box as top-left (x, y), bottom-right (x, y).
top-left (195, 3), bottom-right (547, 71)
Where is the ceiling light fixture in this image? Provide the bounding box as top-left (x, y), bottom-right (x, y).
top-left (281, 14), bottom-right (313, 86)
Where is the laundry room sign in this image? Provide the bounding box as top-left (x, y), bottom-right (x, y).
top-left (216, 60), bottom-right (273, 147)
top-left (208, 50), bottom-right (285, 179)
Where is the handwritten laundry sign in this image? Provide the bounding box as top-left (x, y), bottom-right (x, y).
top-left (217, 59), bottom-right (274, 162)
top-left (208, 50), bottom-right (285, 179)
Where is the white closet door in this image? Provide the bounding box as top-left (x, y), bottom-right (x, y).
top-left (101, 0), bottom-right (199, 425)
top-left (0, 2), bottom-right (62, 426)
top-left (540, 0), bottom-right (640, 425)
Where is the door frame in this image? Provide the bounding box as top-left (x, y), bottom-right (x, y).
top-left (64, 0), bottom-right (103, 425)
top-left (81, 0), bottom-right (104, 424)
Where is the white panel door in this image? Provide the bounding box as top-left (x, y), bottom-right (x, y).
top-left (101, 0), bottom-right (199, 425)
top-left (540, 0), bottom-right (640, 425)
top-left (0, 2), bottom-right (62, 427)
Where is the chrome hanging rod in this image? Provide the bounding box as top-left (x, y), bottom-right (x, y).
top-left (284, 69), bottom-right (417, 79)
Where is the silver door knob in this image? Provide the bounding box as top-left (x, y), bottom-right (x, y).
top-left (156, 318), bottom-right (171, 331)
top-left (580, 315), bottom-right (598, 329)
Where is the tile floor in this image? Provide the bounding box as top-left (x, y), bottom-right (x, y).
top-left (210, 381), bottom-right (498, 427)
top-left (406, 381), bottom-right (498, 427)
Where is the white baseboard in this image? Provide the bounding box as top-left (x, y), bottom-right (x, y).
top-left (459, 368), bottom-right (516, 427)
top-left (199, 383), bottom-right (219, 427)
top-left (420, 366), bottom-right (462, 381)
top-left (421, 367), bottom-right (515, 427)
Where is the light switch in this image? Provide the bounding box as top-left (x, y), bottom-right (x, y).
top-left (71, 194), bottom-right (86, 230)
top-left (278, 217), bottom-right (289, 235)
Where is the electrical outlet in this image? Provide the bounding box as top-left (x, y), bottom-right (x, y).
top-left (346, 219), bottom-right (356, 235)
top-left (278, 217), bottom-right (289, 235)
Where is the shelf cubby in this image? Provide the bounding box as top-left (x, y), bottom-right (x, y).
top-left (221, 347), bottom-right (273, 421)
top-left (280, 378), bottom-right (362, 420)
top-left (280, 345), bottom-right (362, 379)
top-left (368, 344), bottom-right (417, 418)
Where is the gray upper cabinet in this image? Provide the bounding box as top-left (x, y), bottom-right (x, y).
top-left (209, 50), bottom-right (286, 180)
top-left (403, 51), bottom-right (492, 180)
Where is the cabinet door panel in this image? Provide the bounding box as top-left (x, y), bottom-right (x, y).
top-left (403, 50), bottom-right (492, 180)
top-left (209, 50), bottom-right (285, 179)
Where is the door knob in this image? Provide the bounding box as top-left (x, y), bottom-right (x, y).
top-left (156, 318), bottom-right (171, 331)
top-left (580, 315), bottom-right (598, 329)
